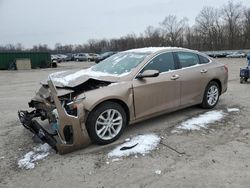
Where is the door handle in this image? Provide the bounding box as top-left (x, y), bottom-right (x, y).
top-left (200, 69), bottom-right (208, 73)
top-left (170, 74), bottom-right (180, 80)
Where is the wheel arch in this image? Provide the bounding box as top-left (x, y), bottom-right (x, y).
top-left (86, 98), bottom-right (130, 125)
top-left (200, 78), bottom-right (221, 109)
top-left (209, 78), bottom-right (222, 95)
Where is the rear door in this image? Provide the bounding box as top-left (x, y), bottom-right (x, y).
top-left (174, 51), bottom-right (211, 106)
top-left (132, 52), bottom-right (181, 119)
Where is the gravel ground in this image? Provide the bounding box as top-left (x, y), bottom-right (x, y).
top-left (1, 58), bottom-right (250, 188)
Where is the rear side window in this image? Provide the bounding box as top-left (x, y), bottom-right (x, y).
top-left (177, 52), bottom-right (199, 68)
top-left (143, 52), bottom-right (175, 73)
top-left (199, 55), bottom-right (210, 64)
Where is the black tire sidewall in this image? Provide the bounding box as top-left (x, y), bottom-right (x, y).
top-left (201, 81), bottom-right (220, 109)
top-left (86, 102), bottom-right (127, 145)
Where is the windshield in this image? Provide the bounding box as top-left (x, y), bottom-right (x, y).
top-left (91, 52), bottom-right (150, 75)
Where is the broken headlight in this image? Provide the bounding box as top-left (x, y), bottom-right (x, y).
top-left (66, 93), bottom-right (86, 111)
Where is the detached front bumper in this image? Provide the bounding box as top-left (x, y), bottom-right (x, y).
top-left (18, 110), bottom-right (58, 151)
top-left (18, 80), bottom-right (91, 154)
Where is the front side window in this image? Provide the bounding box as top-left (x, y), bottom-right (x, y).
top-left (177, 52), bottom-right (199, 68)
top-left (142, 52), bottom-right (175, 73)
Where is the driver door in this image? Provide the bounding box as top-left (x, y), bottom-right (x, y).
top-left (132, 52), bottom-right (181, 119)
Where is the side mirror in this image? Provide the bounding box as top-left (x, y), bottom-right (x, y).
top-left (136, 69), bottom-right (160, 79)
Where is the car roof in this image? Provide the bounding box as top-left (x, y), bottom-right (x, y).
top-left (124, 47), bottom-right (187, 54)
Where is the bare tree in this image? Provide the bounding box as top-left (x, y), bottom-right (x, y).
top-left (144, 26), bottom-right (163, 47)
top-left (195, 7), bottom-right (223, 50)
top-left (160, 15), bottom-right (187, 46)
top-left (242, 8), bottom-right (250, 48)
top-left (15, 43), bottom-right (24, 51)
top-left (221, 0), bottom-right (244, 49)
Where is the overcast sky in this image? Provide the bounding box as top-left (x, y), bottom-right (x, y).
top-left (0, 0), bottom-right (249, 48)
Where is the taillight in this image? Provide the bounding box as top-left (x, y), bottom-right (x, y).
top-left (224, 65), bottom-right (228, 73)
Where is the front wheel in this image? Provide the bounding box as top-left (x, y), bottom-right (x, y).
top-left (201, 81), bottom-right (220, 109)
top-left (86, 102), bottom-right (126, 145)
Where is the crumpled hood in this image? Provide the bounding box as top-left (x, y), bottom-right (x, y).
top-left (41, 68), bottom-right (121, 88)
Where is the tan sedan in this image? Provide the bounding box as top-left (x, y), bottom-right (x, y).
top-left (18, 47), bottom-right (228, 154)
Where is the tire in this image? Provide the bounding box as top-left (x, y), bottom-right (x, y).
top-left (200, 81), bottom-right (220, 109)
top-left (240, 77), bottom-right (245, 84)
top-left (86, 102), bottom-right (127, 145)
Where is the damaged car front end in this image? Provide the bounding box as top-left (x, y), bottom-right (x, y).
top-left (18, 79), bottom-right (93, 154)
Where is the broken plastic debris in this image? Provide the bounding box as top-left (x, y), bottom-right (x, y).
top-left (120, 143), bottom-right (138, 151)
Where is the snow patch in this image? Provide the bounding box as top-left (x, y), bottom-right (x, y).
top-left (227, 108), bottom-right (240, 112)
top-left (108, 134), bottom-right (160, 158)
top-left (155, 170), bottom-right (162, 175)
top-left (18, 143), bottom-right (51, 170)
top-left (175, 110), bottom-right (225, 131)
top-left (49, 71), bottom-right (67, 77)
top-left (111, 158), bottom-right (122, 162)
top-left (125, 138), bottom-right (131, 142)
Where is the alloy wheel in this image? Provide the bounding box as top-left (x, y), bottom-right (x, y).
top-left (207, 85), bottom-right (219, 106)
top-left (95, 109), bottom-right (123, 140)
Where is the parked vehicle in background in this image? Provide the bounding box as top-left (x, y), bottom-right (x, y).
top-left (95, 51), bottom-right (117, 63)
top-left (205, 51), bottom-right (229, 58)
top-left (65, 53), bottom-right (74, 61)
top-left (51, 54), bottom-right (61, 63)
top-left (58, 54), bottom-right (67, 62)
top-left (51, 54), bottom-right (67, 63)
top-left (74, 53), bottom-right (90, 62)
top-left (19, 47), bottom-right (228, 154)
top-left (226, 52), bottom-right (246, 58)
top-left (88, 53), bottom-right (100, 61)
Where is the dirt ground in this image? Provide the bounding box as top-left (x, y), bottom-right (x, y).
top-left (1, 58), bottom-right (250, 188)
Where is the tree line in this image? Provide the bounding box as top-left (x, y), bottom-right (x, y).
top-left (0, 0), bottom-right (250, 53)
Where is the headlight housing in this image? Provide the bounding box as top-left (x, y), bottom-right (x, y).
top-left (67, 93), bottom-right (86, 110)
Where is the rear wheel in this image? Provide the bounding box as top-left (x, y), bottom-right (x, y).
top-left (201, 81), bottom-right (220, 109)
top-left (86, 102), bottom-right (126, 145)
top-left (240, 77), bottom-right (247, 84)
